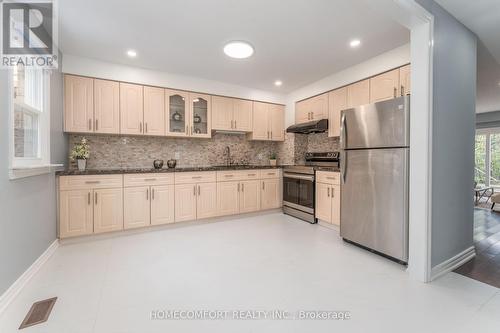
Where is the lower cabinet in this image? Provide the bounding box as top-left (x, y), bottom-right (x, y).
top-left (240, 180), bottom-right (261, 213)
top-left (94, 188), bottom-right (123, 233)
top-left (175, 182), bottom-right (217, 222)
top-left (217, 179), bottom-right (261, 216)
top-left (124, 185), bottom-right (175, 229)
top-left (151, 185), bottom-right (175, 225)
top-left (315, 182), bottom-right (341, 226)
top-left (261, 178), bottom-right (280, 210)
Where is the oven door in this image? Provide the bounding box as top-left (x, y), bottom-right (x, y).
top-left (283, 173), bottom-right (314, 213)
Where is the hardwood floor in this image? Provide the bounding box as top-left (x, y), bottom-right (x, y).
top-left (454, 208), bottom-right (500, 288)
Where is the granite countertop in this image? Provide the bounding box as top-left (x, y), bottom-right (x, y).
top-left (314, 166), bottom-right (341, 172)
top-left (56, 165), bottom-right (287, 176)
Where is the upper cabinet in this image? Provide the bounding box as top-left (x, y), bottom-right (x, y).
top-left (143, 86), bottom-right (165, 136)
top-left (399, 64), bottom-right (411, 96)
top-left (166, 89), bottom-right (189, 137)
top-left (120, 83), bottom-right (144, 135)
top-left (248, 102), bottom-right (284, 141)
top-left (347, 79), bottom-right (370, 108)
top-left (94, 79), bottom-right (120, 134)
top-left (212, 96), bottom-right (253, 132)
top-left (369, 69), bottom-right (400, 103)
top-left (64, 75), bottom-right (94, 133)
top-left (295, 93), bottom-right (328, 124)
top-left (189, 93), bottom-right (211, 138)
top-left (328, 87), bottom-right (347, 138)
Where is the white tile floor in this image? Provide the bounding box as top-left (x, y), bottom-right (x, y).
top-left (1, 213), bottom-right (500, 333)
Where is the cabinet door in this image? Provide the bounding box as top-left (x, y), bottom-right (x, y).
top-left (295, 99), bottom-right (310, 124)
top-left (347, 79), bottom-right (370, 108)
top-left (175, 184), bottom-right (197, 222)
top-left (64, 75), bottom-right (94, 133)
top-left (197, 182), bottom-right (218, 219)
top-left (370, 69), bottom-right (400, 103)
top-left (310, 93), bottom-right (329, 120)
top-left (94, 188), bottom-right (124, 233)
top-left (212, 96), bottom-right (233, 130)
top-left (331, 185), bottom-right (341, 226)
top-left (94, 79), bottom-right (120, 134)
top-left (59, 190), bottom-right (93, 238)
top-left (143, 86), bottom-right (165, 136)
top-left (399, 65), bottom-right (411, 96)
top-left (166, 89), bottom-right (189, 137)
top-left (328, 88), bottom-right (347, 137)
top-left (270, 104), bottom-right (285, 141)
top-left (233, 99), bottom-right (253, 131)
top-left (189, 93), bottom-right (211, 138)
top-left (217, 181), bottom-right (240, 216)
top-left (123, 186), bottom-right (150, 229)
top-left (120, 83), bottom-right (144, 135)
top-left (250, 102), bottom-right (269, 140)
top-left (261, 179), bottom-right (280, 210)
top-left (315, 183), bottom-right (332, 223)
top-left (151, 185), bottom-right (175, 225)
top-left (240, 180), bottom-right (260, 213)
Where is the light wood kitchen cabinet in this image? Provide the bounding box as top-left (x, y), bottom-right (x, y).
top-left (328, 87), bottom-right (347, 137)
top-left (295, 93), bottom-right (328, 124)
top-left (196, 182), bottom-right (218, 219)
top-left (120, 83), bottom-right (144, 135)
top-left (151, 185), bottom-right (175, 225)
top-left (217, 181), bottom-right (240, 216)
top-left (189, 93), bottom-right (211, 138)
top-left (248, 102), bottom-right (284, 141)
top-left (240, 180), bottom-right (261, 213)
top-left (64, 75), bottom-right (94, 133)
top-left (315, 171), bottom-right (341, 226)
top-left (370, 69), bottom-right (400, 103)
top-left (212, 96), bottom-right (253, 131)
top-left (93, 79), bottom-right (120, 134)
top-left (174, 184), bottom-right (197, 222)
top-left (347, 79), bottom-right (370, 108)
top-left (94, 188), bottom-right (123, 233)
top-left (261, 178), bottom-right (280, 209)
top-left (143, 86), bottom-right (165, 136)
top-left (59, 189), bottom-right (94, 238)
top-left (399, 65), bottom-right (411, 96)
top-left (295, 99), bottom-right (310, 124)
top-left (166, 89), bottom-right (190, 137)
top-left (124, 186), bottom-right (151, 229)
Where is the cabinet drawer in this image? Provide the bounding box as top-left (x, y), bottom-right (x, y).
top-left (316, 171), bottom-right (340, 185)
top-left (217, 170), bottom-right (261, 182)
top-left (260, 169), bottom-right (280, 179)
top-left (175, 171), bottom-right (217, 184)
top-left (59, 175), bottom-right (123, 190)
top-left (124, 173), bottom-right (174, 187)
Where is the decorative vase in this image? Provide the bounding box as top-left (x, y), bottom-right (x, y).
top-left (77, 159), bottom-right (87, 171)
top-left (193, 113), bottom-right (201, 123)
top-left (153, 160), bottom-right (164, 169)
top-left (167, 159), bottom-right (177, 168)
top-left (269, 159), bottom-right (277, 166)
top-left (172, 111), bottom-right (182, 121)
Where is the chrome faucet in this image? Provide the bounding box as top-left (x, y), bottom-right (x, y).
top-left (224, 146), bottom-right (232, 166)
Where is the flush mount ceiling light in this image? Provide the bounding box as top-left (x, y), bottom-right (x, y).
top-left (126, 49), bottom-right (137, 58)
top-left (349, 39), bottom-right (361, 48)
top-left (274, 80), bottom-right (283, 87)
top-left (223, 41), bottom-right (254, 59)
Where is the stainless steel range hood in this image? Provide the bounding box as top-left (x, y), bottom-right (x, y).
top-left (286, 119), bottom-right (328, 134)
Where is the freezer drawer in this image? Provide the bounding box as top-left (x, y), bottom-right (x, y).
top-left (340, 148), bottom-right (409, 262)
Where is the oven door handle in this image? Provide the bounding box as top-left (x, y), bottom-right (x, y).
top-left (284, 173), bottom-right (315, 181)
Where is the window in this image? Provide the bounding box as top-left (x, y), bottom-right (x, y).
top-left (9, 65), bottom-right (52, 179)
top-left (475, 129), bottom-right (500, 188)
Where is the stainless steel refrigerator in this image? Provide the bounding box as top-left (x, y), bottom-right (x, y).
top-left (340, 96), bottom-right (409, 263)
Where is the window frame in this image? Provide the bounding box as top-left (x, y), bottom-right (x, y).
top-left (475, 128), bottom-right (500, 188)
top-left (8, 67), bottom-right (55, 179)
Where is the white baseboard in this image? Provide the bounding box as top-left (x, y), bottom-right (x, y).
top-left (430, 246), bottom-right (475, 281)
top-left (0, 239), bottom-right (59, 314)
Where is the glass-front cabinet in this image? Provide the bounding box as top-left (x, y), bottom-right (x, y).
top-left (189, 93), bottom-right (211, 138)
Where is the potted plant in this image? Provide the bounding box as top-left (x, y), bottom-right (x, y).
top-left (269, 152), bottom-right (277, 166)
top-left (70, 137), bottom-right (90, 171)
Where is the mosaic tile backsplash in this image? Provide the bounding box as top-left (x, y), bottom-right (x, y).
top-left (68, 132), bottom-right (339, 170)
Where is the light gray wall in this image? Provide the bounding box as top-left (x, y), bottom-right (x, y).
top-left (417, 0), bottom-right (477, 267)
top-left (0, 59), bottom-right (67, 295)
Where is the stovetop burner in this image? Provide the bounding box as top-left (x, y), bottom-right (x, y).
top-left (284, 152), bottom-right (340, 175)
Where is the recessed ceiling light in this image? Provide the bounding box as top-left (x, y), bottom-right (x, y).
top-left (274, 80), bottom-right (283, 87)
top-left (349, 39), bottom-right (361, 48)
top-left (223, 41), bottom-right (254, 59)
top-left (126, 50), bottom-right (137, 58)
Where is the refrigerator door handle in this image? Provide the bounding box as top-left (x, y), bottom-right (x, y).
top-left (340, 112), bottom-right (347, 149)
top-left (341, 150), bottom-right (347, 184)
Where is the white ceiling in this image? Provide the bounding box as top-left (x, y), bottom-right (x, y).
top-left (59, 0), bottom-right (409, 93)
top-left (435, 0), bottom-right (500, 113)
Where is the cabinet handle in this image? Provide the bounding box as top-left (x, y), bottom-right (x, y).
top-left (234, 120), bottom-right (237, 128)
top-left (267, 172), bottom-right (275, 175)
top-left (262, 181), bottom-right (265, 190)
top-left (332, 187), bottom-right (335, 197)
top-left (140, 122), bottom-right (143, 133)
top-left (192, 176), bottom-right (202, 179)
top-left (270, 131), bottom-right (273, 139)
top-left (393, 87), bottom-right (397, 98)
top-left (85, 181), bottom-right (100, 184)
top-left (198, 185), bottom-right (201, 196)
top-left (95, 119), bottom-right (98, 131)
top-left (327, 187), bottom-right (330, 197)
top-left (241, 183), bottom-right (244, 192)
top-left (191, 126), bottom-right (193, 135)
top-left (237, 183), bottom-right (240, 192)
top-left (225, 174), bottom-right (234, 178)
top-left (89, 119), bottom-right (92, 131)
top-left (146, 188), bottom-right (149, 200)
top-left (94, 192), bottom-right (98, 205)
top-left (186, 125), bottom-right (188, 134)
top-left (152, 188), bottom-right (155, 200)
top-left (326, 177), bottom-right (335, 180)
top-left (247, 173), bottom-right (256, 176)
top-left (311, 112), bottom-right (314, 119)
top-left (144, 178), bottom-right (157, 181)
top-left (88, 192), bottom-right (91, 205)
top-left (145, 123), bottom-right (148, 133)
top-left (401, 85), bottom-right (405, 96)
top-left (193, 185), bottom-right (196, 196)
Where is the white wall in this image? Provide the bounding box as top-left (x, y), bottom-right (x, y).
top-left (284, 44), bottom-right (411, 126)
top-left (62, 54), bottom-right (286, 105)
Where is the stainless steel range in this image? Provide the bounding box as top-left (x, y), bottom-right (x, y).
top-left (283, 152), bottom-right (340, 223)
